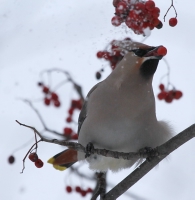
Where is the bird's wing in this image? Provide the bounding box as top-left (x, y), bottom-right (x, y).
top-left (77, 82), bottom-right (102, 135)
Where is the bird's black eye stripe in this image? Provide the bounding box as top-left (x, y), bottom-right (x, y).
top-left (132, 47), bottom-right (155, 57)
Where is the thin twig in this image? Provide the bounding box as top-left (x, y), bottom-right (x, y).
top-left (40, 68), bottom-right (85, 102)
top-left (23, 99), bottom-right (65, 137)
top-left (20, 139), bottom-right (42, 173)
top-left (164, 0), bottom-right (177, 22)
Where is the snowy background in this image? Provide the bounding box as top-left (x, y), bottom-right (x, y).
top-left (1, 0), bottom-right (195, 200)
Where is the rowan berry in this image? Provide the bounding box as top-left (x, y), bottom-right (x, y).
top-left (8, 155), bottom-right (15, 164)
top-left (54, 100), bottom-right (61, 107)
top-left (28, 153), bottom-right (38, 162)
top-left (169, 18), bottom-right (177, 27)
top-left (44, 97), bottom-right (51, 106)
top-left (35, 159), bottom-right (44, 168)
top-left (75, 186), bottom-right (81, 193)
top-left (174, 90), bottom-right (183, 99)
top-left (66, 186), bottom-right (72, 193)
top-left (51, 92), bottom-right (58, 101)
top-left (42, 86), bottom-right (49, 94)
top-left (66, 116), bottom-right (72, 123)
top-left (111, 16), bottom-right (122, 27)
top-left (159, 84), bottom-right (165, 91)
top-left (157, 46), bottom-right (167, 56)
top-left (71, 134), bottom-right (78, 140)
top-left (63, 127), bottom-right (72, 135)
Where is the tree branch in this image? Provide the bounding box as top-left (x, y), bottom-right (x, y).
top-left (16, 120), bottom-right (195, 199)
top-left (103, 124), bottom-right (195, 199)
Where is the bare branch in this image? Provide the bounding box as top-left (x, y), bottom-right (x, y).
top-left (23, 99), bottom-right (65, 137)
top-left (16, 120), bottom-right (85, 153)
top-left (16, 120), bottom-right (195, 199)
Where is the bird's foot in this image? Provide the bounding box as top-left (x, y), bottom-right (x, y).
top-left (139, 147), bottom-right (159, 161)
top-left (85, 142), bottom-right (95, 158)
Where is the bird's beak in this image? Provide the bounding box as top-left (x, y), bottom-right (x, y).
top-left (143, 46), bottom-right (165, 60)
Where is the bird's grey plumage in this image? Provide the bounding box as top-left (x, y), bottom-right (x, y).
top-left (78, 82), bottom-right (101, 135)
top-left (78, 41), bottom-right (173, 172)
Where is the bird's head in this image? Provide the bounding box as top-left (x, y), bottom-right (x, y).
top-left (113, 40), bottom-right (167, 80)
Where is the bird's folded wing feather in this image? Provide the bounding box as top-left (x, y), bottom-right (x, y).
top-left (77, 81), bottom-right (102, 135)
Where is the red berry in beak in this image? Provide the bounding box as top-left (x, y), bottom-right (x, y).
top-left (157, 46), bottom-right (167, 56)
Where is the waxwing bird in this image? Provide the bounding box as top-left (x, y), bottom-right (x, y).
top-left (48, 40), bottom-right (174, 171)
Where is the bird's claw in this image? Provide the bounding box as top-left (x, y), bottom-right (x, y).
top-left (139, 147), bottom-right (159, 161)
top-left (85, 142), bottom-right (94, 158)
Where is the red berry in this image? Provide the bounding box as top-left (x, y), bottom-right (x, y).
top-left (35, 159), bottom-right (44, 168)
top-left (54, 100), bottom-right (61, 107)
top-left (157, 46), bottom-right (167, 56)
top-left (71, 134), bottom-right (78, 140)
top-left (145, 0), bottom-right (155, 11)
top-left (111, 16), bottom-right (122, 27)
top-left (135, 2), bottom-right (145, 11)
top-left (71, 100), bottom-right (78, 108)
top-left (81, 190), bottom-right (87, 197)
top-left (63, 127), bottom-right (72, 135)
top-left (116, 2), bottom-right (127, 14)
top-left (169, 18), bottom-right (177, 27)
top-left (152, 18), bottom-right (160, 27)
top-left (165, 91), bottom-right (173, 103)
top-left (44, 97), bottom-right (51, 106)
top-left (75, 186), bottom-right (81, 193)
top-left (155, 21), bottom-right (163, 29)
top-left (113, 0), bottom-right (120, 7)
top-left (28, 153), bottom-right (38, 162)
top-left (96, 51), bottom-right (104, 58)
top-left (68, 108), bottom-right (74, 115)
top-left (86, 188), bottom-right (93, 193)
top-left (42, 86), bottom-right (50, 94)
top-left (76, 100), bottom-right (82, 110)
top-left (8, 155), bottom-right (15, 164)
top-left (71, 100), bottom-right (82, 110)
top-left (66, 186), bottom-right (72, 193)
top-left (152, 7), bottom-right (160, 18)
top-left (66, 116), bottom-right (72, 123)
top-left (51, 92), bottom-right (58, 101)
top-left (174, 90), bottom-right (183, 99)
top-left (159, 84), bottom-right (165, 91)
top-left (157, 91), bottom-right (167, 100)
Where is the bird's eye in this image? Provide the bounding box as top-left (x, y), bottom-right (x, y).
top-left (132, 49), bottom-right (148, 57)
top-left (132, 48), bottom-right (155, 57)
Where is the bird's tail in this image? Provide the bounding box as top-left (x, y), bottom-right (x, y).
top-left (47, 149), bottom-right (77, 171)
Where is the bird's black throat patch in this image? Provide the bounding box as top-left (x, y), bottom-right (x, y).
top-left (140, 59), bottom-right (159, 79)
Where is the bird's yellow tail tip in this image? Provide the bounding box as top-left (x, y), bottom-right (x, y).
top-left (47, 157), bottom-right (55, 164)
top-left (47, 157), bottom-right (67, 171)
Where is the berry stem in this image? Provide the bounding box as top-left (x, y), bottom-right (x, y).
top-left (164, 0), bottom-right (177, 22)
top-left (20, 138), bottom-right (42, 173)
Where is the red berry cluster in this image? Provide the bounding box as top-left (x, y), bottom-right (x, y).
top-left (157, 84), bottom-right (183, 103)
top-left (63, 127), bottom-right (78, 140)
top-left (38, 82), bottom-right (61, 107)
top-left (66, 99), bottom-right (82, 123)
top-left (112, 0), bottom-right (162, 35)
top-left (96, 38), bottom-right (130, 76)
top-left (8, 155), bottom-right (15, 164)
top-left (29, 152), bottom-right (44, 168)
top-left (66, 185), bottom-right (93, 197)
